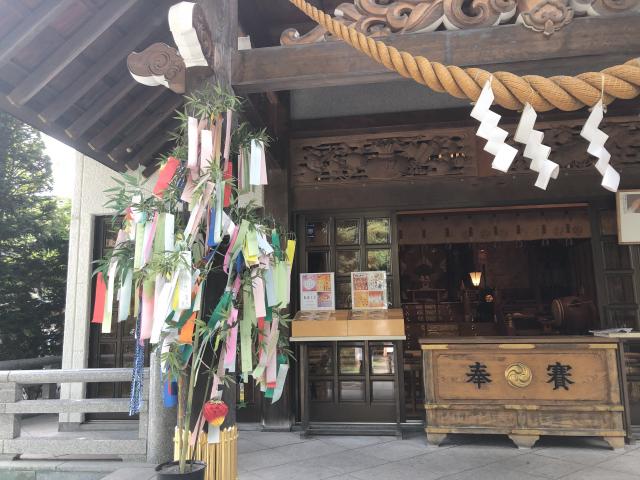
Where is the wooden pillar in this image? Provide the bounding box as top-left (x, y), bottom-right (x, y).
top-left (187, 0), bottom-right (238, 427)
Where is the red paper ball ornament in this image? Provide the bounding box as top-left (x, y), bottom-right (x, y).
top-left (203, 400), bottom-right (228, 427)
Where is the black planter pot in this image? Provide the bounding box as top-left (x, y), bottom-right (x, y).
top-left (155, 460), bottom-right (206, 479)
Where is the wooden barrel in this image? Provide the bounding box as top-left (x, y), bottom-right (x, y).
top-left (551, 296), bottom-right (596, 334)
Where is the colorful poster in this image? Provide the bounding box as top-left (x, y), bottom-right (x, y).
top-left (351, 271), bottom-right (387, 310)
top-left (300, 272), bottom-right (335, 311)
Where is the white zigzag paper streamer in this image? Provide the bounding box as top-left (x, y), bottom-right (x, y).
top-left (514, 103), bottom-right (559, 190)
top-left (470, 81), bottom-right (518, 174)
top-left (579, 99), bottom-right (620, 193)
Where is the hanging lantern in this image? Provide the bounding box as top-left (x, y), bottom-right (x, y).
top-left (469, 271), bottom-right (482, 287)
top-left (203, 400), bottom-right (229, 443)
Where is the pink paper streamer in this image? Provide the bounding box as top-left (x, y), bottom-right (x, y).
top-left (224, 308), bottom-right (239, 371)
top-left (142, 212), bottom-right (159, 265)
top-left (181, 175), bottom-right (196, 204)
top-left (140, 281), bottom-right (155, 343)
top-left (223, 225), bottom-right (240, 273)
top-left (200, 130), bottom-right (213, 174)
top-left (253, 276), bottom-right (266, 318)
top-left (260, 147), bottom-right (268, 185)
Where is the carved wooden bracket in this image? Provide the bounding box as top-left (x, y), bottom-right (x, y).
top-left (128, 2), bottom-right (215, 92)
top-left (127, 42), bottom-right (186, 94)
top-left (281, 0), bottom-right (640, 44)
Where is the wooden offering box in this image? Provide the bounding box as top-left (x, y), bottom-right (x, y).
top-left (292, 309), bottom-right (405, 340)
top-left (421, 337), bottom-right (626, 449)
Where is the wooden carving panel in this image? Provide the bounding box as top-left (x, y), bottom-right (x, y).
top-left (291, 129), bottom-right (476, 184)
top-left (281, 0), bottom-right (640, 43)
top-left (291, 121), bottom-right (640, 189)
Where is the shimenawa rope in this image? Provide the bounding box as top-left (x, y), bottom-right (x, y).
top-left (288, 0), bottom-right (640, 112)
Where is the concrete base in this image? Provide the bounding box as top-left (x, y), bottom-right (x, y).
top-left (0, 460), bottom-right (153, 480)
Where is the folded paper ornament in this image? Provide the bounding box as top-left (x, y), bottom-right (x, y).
top-left (470, 81), bottom-right (518, 174)
top-left (513, 103), bottom-right (559, 190)
top-left (580, 99), bottom-right (620, 193)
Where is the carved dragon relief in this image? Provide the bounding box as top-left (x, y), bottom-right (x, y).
top-left (291, 122), bottom-right (640, 187)
top-left (280, 0), bottom-right (640, 43)
top-left (508, 122), bottom-right (640, 172)
top-left (291, 130), bottom-right (475, 184)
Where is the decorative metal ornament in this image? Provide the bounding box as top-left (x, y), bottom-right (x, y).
top-left (471, 81), bottom-right (518, 174)
top-left (579, 99), bottom-right (620, 192)
top-left (505, 362), bottom-right (533, 388)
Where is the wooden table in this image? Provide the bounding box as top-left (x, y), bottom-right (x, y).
top-left (291, 309), bottom-right (406, 436)
top-left (420, 336), bottom-right (626, 449)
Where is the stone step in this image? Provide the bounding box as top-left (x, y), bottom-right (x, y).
top-left (0, 460), bottom-right (154, 480)
top-left (5, 398), bottom-right (141, 414)
top-left (3, 438), bottom-right (147, 457)
top-left (100, 466), bottom-right (157, 480)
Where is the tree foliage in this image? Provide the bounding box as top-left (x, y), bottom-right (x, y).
top-left (0, 112), bottom-right (69, 360)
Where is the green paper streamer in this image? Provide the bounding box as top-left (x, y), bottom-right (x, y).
top-left (240, 284), bottom-right (255, 374)
top-left (152, 213), bottom-right (165, 257)
top-left (208, 291), bottom-right (231, 328)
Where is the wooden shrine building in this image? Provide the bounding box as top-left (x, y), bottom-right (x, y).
top-left (1, 0), bottom-right (640, 453)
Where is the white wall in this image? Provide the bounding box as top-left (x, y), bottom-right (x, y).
top-left (60, 154), bottom-right (158, 426)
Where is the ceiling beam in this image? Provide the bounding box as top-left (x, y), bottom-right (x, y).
top-left (0, 94), bottom-right (126, 172)
top-left (38, 14), bottom-right (165, 123)
top-left (6, 0), bottom-right (139, 106)
top-left (131, 126), bottom-right (177, 173)
top-left (65, 76), bottom-right (137, 140)
top-left (0, 0), bottom-right (76, 68)
top-left (108, 93), bottom-right (183, 163)
top-left (88, 87), bottom-right (165, 151)
top-left (232, 15), bottom-right (640, 93)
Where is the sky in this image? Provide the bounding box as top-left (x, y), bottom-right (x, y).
top-left (41, 133), bottom-right (75, 198)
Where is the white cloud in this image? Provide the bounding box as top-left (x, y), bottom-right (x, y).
top-left (41, 134), bottom-right (75, 198)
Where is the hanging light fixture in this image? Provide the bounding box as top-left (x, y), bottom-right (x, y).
top-left (469, 271), bottom-right (482, 287)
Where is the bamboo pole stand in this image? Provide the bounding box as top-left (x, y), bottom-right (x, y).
top-left (173, 426), bottom-right (239, 480)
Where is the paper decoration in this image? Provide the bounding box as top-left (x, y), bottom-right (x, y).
top-left (514, 103), bottom-right (559, 190)
top-left (153, 156), bottom-right (180, 198)
top-left (351, 271), bottom-right (387, 310)
top-left (200, 129), bottom-right (213, 174)
top-left (580, 99), bottom-right (620, 192)
top-left (168, 2), bottom-right (209, 67)
top-left (470, 81), bottom-right (518, 174)
top-left (300, 272), bottom-right (335, 311)
top-left (249, 140), bottom-right (267, 185)
top-left (92, 273), bottom-right (107, 324)
top-left (187, 116), bottom-right (199, 170)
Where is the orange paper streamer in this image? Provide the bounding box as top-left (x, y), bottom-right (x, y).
top-left (179, 313), bottom-right (197, 344)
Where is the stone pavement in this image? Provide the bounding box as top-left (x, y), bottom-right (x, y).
top-left (237, 431), bottom-right (640, 480)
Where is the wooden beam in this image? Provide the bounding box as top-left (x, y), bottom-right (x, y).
top-left (108, 93), bottom-right (183, 163)
top-left (65, 75), bottom-right (137, 140)
top-left (39, 14), bottom-right (165, 123)
top-left (0, 0), bottom-right (76, 67)
top-left (133, 127), bottom-right (175, 172)
top-left (6, 0), bottom-right (139, 106)
top-left (88, 86), bottom-right (165, 151)
top-left (0, 94), bottom-right (126, 172)
top-left (232, 15), bottom-right (640, 93)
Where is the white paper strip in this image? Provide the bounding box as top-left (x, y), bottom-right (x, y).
top-left (249, 140), bottom-right (262, 186)
top-left (178, 251), bottom-right (192, 310)
top-left (168, 2), bottom-right (209, 67)
top-left (118, 269), bottom-right (133, 322)
top-left (187, 116), bottom-right (198, 169)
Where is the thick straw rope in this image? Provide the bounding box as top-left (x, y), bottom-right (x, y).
top-left (289, 0), bottom-right (640, 111)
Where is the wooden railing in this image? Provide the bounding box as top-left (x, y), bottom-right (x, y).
top-left (0, 368), bottom-right (149, 461)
